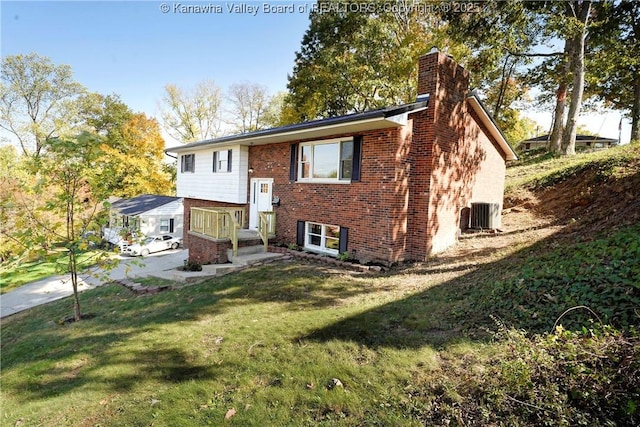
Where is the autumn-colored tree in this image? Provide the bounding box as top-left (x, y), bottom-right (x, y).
top-left (12, 132), bottom-right (113, 321)
top-left (97, 113), bottom-right (174, 198)
top-left (82, 93), bottom-right (174, 197)
top-left (0, 145), bottom-right (28, 261)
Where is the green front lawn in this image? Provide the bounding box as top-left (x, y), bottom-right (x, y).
top-left (0, 250), bottom-right (105, 294)
top-left (2, 250), bottom-right (638, 426)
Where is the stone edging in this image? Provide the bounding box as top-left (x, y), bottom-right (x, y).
top-left (268, 246), bottom-right (385, 273)
top-left (111, 278), bottom-right (172, 295)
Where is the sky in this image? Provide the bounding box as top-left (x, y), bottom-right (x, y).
top-left (1, 0), bottom-right (632, 146)
top-left (1, 0), bottom-right (314, 145)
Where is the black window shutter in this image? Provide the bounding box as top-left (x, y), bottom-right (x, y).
top-left (352, 136), bottom-right (362, 182)
top-left (227, 149), bottom-right (232, 172)
top-left (169, 218), bottom-right (175, 233)
top-left (339, 227), bottom-right (348, 254)
top-left (296, 220), bottom-right (305, 247)
top-left (289, 143), bottom-right (298, 181)
top-left (213, 152), bottom-right (218, 172)
top-left (181, 155), bottom-right (185, 173)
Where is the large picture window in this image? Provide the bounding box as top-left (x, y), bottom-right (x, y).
top-left (305, 222), bottom-right (340, 255)
top-left (298, 139), bottom-right (353, 182)
top-left (181, 154), bottom-right (195, 173)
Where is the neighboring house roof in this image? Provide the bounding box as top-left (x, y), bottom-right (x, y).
top-left (521, 134), bottom-right (618, 145)
top-left (111, 194), bottom-right (182, 216)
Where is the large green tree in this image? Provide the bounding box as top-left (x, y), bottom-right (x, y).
top-left (285, 0), bottom-right (463, 121)
top-left (444, 0), bottom-right (540, 145)
top-left (587, 0), bottom-right (640, 143)
top-left (0, 53), bottom-right (86, 158)
top-left (449, 1), bottom-right (610, 155)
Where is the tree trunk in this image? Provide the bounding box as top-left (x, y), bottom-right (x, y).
top-left (632, 71), bottom-right (640, 142)
top-left (69, 249), bottom-right (81, 321)
top-left (549, 41), bottom-right (571, 154)
top-left (561, 33), bottom-right (586, 156)
top-left (561, 0), bottom-right (592, 156)
top-left (549, 82), bottom-right (567, 153)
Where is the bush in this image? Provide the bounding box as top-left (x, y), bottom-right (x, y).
top-left (181, 259), bottom-right (202, 272)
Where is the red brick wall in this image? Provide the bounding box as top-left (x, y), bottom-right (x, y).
top-left (407, 51), bottom-right (469, 257)
top-left (249, 127), bottom-right (411, 265)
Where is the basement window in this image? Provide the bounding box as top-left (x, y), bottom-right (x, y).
top-left (305, 222), bottom-right (340, 255)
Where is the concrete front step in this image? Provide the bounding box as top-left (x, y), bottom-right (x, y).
top-left (229, 251), bottom-right (283, 266)
top-left (228, 244), bottom-right (267, 260)
top-left (152, 250), bottom-right (285, 284)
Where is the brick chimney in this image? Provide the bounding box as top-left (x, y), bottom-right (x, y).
top-left (406, 49), bottom-right (472, 260)
top-left (417, 48), bottom-right (470, 104)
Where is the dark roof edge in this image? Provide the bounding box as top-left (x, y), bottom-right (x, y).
top-left (165, 97), bottom-right (429, 153)
top-left (467, 90), bottom-right (518, 161)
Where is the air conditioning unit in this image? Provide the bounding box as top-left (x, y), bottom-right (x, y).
top-left (470, 202), bottom-right (501, 229)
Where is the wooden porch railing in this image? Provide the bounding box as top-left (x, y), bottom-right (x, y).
top-left (190, 207), bottom-right (245, 256)
top-left (191, 207), bottom-right (276, 257)
top-left (258, 211), bottom-right (276, 253)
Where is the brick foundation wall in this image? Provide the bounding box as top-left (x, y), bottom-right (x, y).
top-left (183, 198), bottom-right (245, 264)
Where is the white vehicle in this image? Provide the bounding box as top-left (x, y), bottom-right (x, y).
top-left (102, 227), bottom-right (137, 251)
top-left (124, 235), bottom-right (182, 256)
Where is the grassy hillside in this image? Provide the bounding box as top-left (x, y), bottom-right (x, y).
top-left (1, 144), bottom-right (638, 426)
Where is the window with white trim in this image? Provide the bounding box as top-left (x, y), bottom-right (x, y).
top-left (305, 222), bottom-right (340, 255)
top-left (213, 149), bottom-right (232, 172)
top-left (160, 218), bottom-right (174, 233)
top-left (298, 139), bottom-right (353, 182)
top-left (181, 154), bottom-right (195, 173)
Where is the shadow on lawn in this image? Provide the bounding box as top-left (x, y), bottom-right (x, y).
top-left (301, 224), bottom-right (640, 349)
top-left (17, 339), bottom-right (219, 401)
top-left (4, 213), bottom-right (638, 402)
top-left (0, 263), bottom-right (384, 399)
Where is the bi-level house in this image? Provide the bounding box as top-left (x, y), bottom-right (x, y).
top-left (166, 50), bottom-right (517, 266)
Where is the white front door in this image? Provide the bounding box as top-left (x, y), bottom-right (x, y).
top-left (249, 178), bottom-right (273, 229)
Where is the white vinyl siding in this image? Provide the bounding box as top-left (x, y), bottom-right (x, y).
top-left (176, 145), bottom-right (248, 204)
top-left (136, 199), bottom-right (184, 237)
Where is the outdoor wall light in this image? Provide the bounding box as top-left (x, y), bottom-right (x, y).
top-left (248, 167), bottom-right (254, 174)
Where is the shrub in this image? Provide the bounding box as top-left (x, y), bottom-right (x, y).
top-left (181, 259), bottom-right (202, 272)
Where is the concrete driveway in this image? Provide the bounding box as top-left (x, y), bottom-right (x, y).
top-left (1, 249), bottom-right (188, 318)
